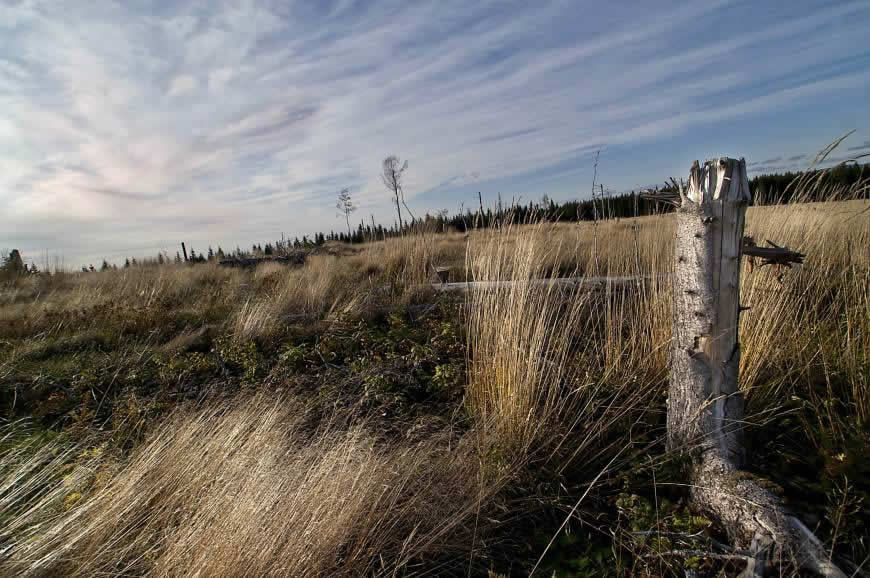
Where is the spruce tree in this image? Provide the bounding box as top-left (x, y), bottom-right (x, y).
top-left (3, 249), bottom-right (25, 276)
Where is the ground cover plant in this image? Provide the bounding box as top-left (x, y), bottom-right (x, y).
top-left (0, 165), bottom-right (867, 576)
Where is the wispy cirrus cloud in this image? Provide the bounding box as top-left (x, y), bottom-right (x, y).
top-left (2, 0), bottom-right (869, 265)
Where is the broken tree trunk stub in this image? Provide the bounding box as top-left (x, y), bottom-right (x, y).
top-left (657, 158), bottom-right (843, 577)
top-left (668, 157), bottom-right (748, 464)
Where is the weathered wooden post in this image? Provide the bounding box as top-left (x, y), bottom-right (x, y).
top-left (647, 158), bottom-right (841, 577)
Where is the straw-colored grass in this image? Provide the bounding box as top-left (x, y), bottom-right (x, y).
top-left (739, 201), bottom-right (869, 425)
top-left (0, 395), bottom-right (517, 577)
top-left (465, 223), bottom-right (588, 450)
top-left (0, 160), bottom-right (867, 575)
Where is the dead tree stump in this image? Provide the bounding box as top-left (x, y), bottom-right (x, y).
top-left (654, 158), bottom-right (842, 577)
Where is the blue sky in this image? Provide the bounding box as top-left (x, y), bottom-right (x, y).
top-left (2, 0), bottom-right (869, 266)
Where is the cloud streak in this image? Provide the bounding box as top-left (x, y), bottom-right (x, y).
top-left (2, 0), bottom-right (869, 265)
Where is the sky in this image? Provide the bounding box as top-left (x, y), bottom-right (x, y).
top-left (2, 0), bottom-right (870, 267)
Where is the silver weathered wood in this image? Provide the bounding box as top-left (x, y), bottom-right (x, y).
top-left (661, 158), bottom-right (843, 577)
top-left (431, 275), bottom-right (653, 292)
top-left (667, 158), bottom-right (748, 464)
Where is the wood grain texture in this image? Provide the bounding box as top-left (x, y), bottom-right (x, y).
top-left (656, 158), bottom-right (843, 577)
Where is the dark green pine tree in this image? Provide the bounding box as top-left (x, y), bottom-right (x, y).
top-left (3, 249), bottom-right (25, 276)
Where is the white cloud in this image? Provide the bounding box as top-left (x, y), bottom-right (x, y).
top-left (167, 74), bottom-right (199, 98)
top-left (208, 68), bottom-right (235, 92)
top-left (2, 0), bottom-right (869, 265)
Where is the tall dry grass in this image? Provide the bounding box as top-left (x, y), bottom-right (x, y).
top-left (0, 263), bottom-right (245, 346)
top-left (465, 223), bottom-right (588, 452)
top-left (0, 262), bottom-right (241, 311)
top-left (363, 230), bottom-right (467, 289)
top-left (0, 395), bottom-right (516, 577)
top-left (0, 223), bottom-right (674, 577)
top-left (232, 256), bottom-right (360, 340)
top-left (464, 221), bottom-right (667, 467)
top-left (739, 200), bottom-right (869, 426)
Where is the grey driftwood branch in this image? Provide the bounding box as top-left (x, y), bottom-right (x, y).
top-left (741, 237), bottom-right (805, 270)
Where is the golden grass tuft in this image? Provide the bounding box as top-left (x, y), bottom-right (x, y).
top-left (739, 200), bottom-right (869, 425)
top-left (465, 223), bottom-right (590, 452)
top-left (464, 221), bottom-right (667, 467)
top-left (0, 396), bottom-right (513, 577)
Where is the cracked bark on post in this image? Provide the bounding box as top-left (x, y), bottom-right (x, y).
top-left (666, 158), bottom-right (843, 577)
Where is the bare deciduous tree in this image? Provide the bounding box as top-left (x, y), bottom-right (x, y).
top-left (335, 188), bottom-right (356, 239)
top-left (381, 156), bottom-right (413, 232)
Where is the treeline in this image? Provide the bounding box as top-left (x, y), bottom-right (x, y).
top-left (3, 163), bottom-right (865, 275)
top-left (315, 162), bottom-right (870, 244)
top-left (751, 162), bottom-right (868, 204)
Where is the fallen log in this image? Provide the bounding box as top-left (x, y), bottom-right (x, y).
top-left (428, 238), bottom-right (800, 293)
top-left (430, 275), bottom-right (657, 293)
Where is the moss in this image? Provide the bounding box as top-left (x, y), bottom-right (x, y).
top-left (616, 493), bottom-right (655, 532)
top-left (154, 351), bottom-right (219, 383)
top-left (62, 492), bottom-right (82, 510)
top-left (214, 336), bottom-right (263, 381)
top-left (531, 530), bottom-right (618, 577)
